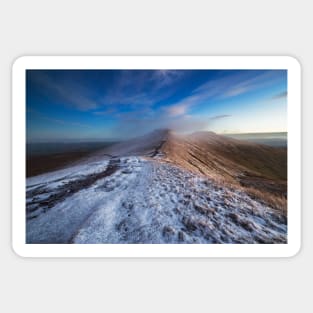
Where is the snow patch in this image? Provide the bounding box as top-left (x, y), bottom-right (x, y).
top-left (26, 156), bottom-right (287, 244)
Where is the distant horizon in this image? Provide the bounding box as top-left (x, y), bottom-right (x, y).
top-left (220, 130), bottom-right (287, 135)
top-left (27, 69), bottom-right (287, 142)
top-left (27, 129), bottom-right (287, 144)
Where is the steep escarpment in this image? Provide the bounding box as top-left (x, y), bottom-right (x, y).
top-left (162, 131), bottom-right (287, 214)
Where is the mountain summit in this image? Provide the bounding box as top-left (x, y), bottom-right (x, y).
top-left (104, 128), bottom-right (171, 157)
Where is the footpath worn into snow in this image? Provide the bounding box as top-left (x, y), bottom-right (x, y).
top-left (26, 156), bottom-right (287, 244)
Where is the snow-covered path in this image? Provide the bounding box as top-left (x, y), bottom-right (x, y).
top-left (26, 157), bottom-right (287, 244)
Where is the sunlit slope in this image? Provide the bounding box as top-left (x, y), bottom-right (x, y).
top-left (162, 131), bottom-right (287, 213)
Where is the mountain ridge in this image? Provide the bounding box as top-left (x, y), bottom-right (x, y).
top-left (26, 128), bottom-right (288, 244)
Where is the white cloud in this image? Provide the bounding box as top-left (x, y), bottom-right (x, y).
top-left (166, 104), bottom-right (188, 116)
top-left (163, 70), bottom-right (286, 118)
top-left (152, 70), bottom-right (183, 87)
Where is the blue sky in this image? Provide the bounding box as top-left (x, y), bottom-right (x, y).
top-left (26, 69), bottom-right (287, 142)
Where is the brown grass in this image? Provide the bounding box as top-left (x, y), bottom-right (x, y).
top-left (162, 131), bottom-right (287, 216)
top-left (245, 186), bottom-right (287, 216)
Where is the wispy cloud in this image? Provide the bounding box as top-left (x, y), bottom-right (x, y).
top-left (193, 71), bottom-right (283, 99)
top-left (99, 70), bottom-right (184, 109)
top-left (210, 114), bottom-right (231, 120)
top-left (163, 94), bottom-right (201, 117)
top-left (271, 91), bottom-right (287, 100)
top-left (31, 69), bottom-right (184, 117)
top-left (27, 69), bottom-right (286, 140)
top-left (29, 71), bottom-right (99, 111)
top-left (92, 107), bottom-right (119, 116)
top-left (163, 70), bottom-right (286, 117)
top-left (46, 118), bottom-right (91, 128)
top-left (223, 86), bottom-right (249, 97)
top-left (152, 70), bottom-right (183, 87)
top-left (111, 108), bottom-right (231, 138)
top-left (166, 104), bottom-right (189, 117)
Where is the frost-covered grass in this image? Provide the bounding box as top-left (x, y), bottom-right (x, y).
top-left (26, 156), bottom-right (287, 244)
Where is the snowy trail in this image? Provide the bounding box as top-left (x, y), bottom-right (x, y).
top-left (26, 156), bottom-right (287, 244)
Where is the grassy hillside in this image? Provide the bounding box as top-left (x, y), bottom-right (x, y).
top-left (162, 131), bottom-right (287, 215)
